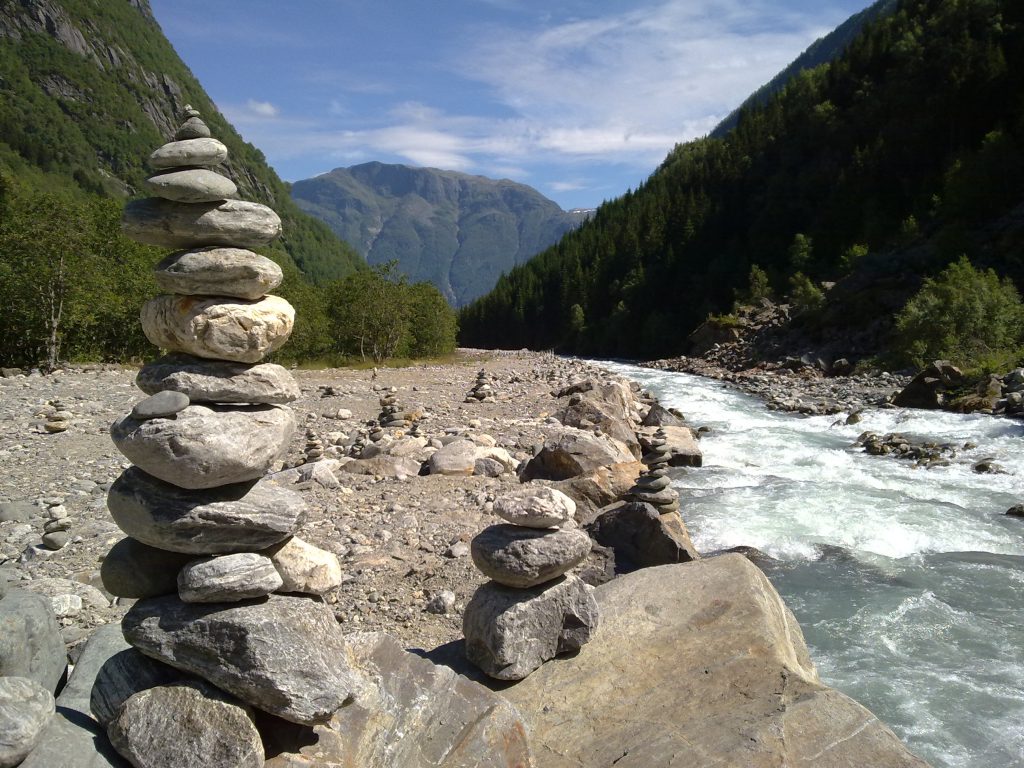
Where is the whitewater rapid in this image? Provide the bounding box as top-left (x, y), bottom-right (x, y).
top-left (602, 362), bottom-right (1024, 768)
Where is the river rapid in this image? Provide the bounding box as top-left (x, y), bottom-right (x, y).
top-left (602, 362), bottom-right (1024, 768)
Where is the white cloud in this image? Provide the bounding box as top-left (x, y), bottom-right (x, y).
top-left (245, 99), bottom-right (280, 118)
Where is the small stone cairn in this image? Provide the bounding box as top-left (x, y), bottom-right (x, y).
top-left (465, 369), bottom-right (496, 403)
top-left (463, 486), bottom-right (599, 680)
top-left (42, 398), bottom-right (72, 433)
top-left (95, 106), bottom-right (353, 762)
top-left (377, 387), bottom-right (410, 429)
top-left (627, 428), bottom-right (680, 515)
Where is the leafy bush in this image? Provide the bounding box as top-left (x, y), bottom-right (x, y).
top-left (787, 272), bottom-right (826, 312)
top-left (891, 256), bottom-right (1024, 370)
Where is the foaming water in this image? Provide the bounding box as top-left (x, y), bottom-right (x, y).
top-left (601, 362), bottom-right (1024, 767)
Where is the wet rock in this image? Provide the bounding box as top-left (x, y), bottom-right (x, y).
top-left (137, 354), bottom-right (299, 404)
top-left (471, 525), bottom-right (592, 588)
top-left (153, 248), bottom-right (282, 300)
top-left (0, 676), bottom-right (55, 768)
top-left (1006, 504), bottom-right (1024, 517)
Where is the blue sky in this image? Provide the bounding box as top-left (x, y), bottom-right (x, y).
top-left (149, 0), bottom-right (871, 210)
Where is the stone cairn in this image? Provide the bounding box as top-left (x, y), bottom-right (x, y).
top-left (94, 106), bottom-right (354, 762)
top-left (377, 386), bottom-right (410, 429)
top-left (627, 428), bottom-right (680, 515)
top-left (465, 368), bottom-right (496, 403)
top-left (42, 398), bottom-right (72, 433)
top-left (463, 486), bottom-right (599, 680)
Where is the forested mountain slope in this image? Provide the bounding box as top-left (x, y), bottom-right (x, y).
top-left (460, 0), bottom-right (1024, 361)
top-left (293, 162), bottom-right (588, 307)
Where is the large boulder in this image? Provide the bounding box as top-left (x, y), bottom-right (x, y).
top-left (521, 428), bottom-right (637, 482)
top-left (122, 594), bottom-right (354, 725)
top-left (656, 425), bottom-right (703, 467)
top-left (892, 360), bottom-right (964, 409)
top-left (110, 405), bottom-right (295, 490)
top-left (0, 677), bottom-right (54, 768)
top-left (501, 556), bottom-right (929, 767)
top-left (556, 388), bottom-right (641, 457)
top-left (427, 439), bottom-right (478, 476)
top-left (137, 354), bottom-right (299, 405)
top-left (0, 589), bottom-right (66, 692)
top-left (549, 461), bottom-right (645, 520)
top-left (586, 501), bottom-right (698, 569)
top-left (92, 648), bottom-right (189, 727)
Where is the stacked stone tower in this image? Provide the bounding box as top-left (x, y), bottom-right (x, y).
top-left (626, 428), bottom-right (680, 514)
top-left (465, 369), bottom-right (496, 402)
top-left (377, 387), bottom-right (410, 429)
top-left (463, 486), bottom-right (599, 680)
top-left (95, 108), bottom-right (353, 759)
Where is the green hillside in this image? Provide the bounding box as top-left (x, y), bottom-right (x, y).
top-left (460, 0), bottom-right (1024, 363)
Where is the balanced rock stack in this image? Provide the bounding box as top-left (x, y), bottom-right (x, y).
top-left (465, 369), bottom-right (496, 403)
top-left (377, 387), bottom-right (411, 429)
top-left (42, 399), bottom-right (72, 433)
top-left (96, 107), bottom-right (354, 764)
top-left (626, 428), bottom-right (680, 514)
top-left (463, 486), bottom-right (599, 680)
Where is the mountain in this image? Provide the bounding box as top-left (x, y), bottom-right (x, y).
top-left (0, 0), bottom-right (363, 281)
top-left (292, 162), bottom-right (587, 306)
top-left (711, 0), bottom-right (898, 138)
top-left (459, 0), bottom-right (1024, 362)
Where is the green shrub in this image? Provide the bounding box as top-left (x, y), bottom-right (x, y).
top-left (787, 272), bottom-right (826, 312)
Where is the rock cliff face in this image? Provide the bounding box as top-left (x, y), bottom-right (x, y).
top-left (292, 162), bottom-right (589, 306)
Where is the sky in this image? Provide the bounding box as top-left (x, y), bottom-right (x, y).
top-left (149, 0), bottom-right (871, 211)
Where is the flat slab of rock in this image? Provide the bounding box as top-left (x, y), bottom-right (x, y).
top-left (140, 294), bottom-right (294, 364)
top-left (463, 575), bottom-right (598, 681)
top-left (101, 538), bottom-right (197, 598)
top-left (0, 589), bottom-right (66, 692)
top-left (502, 556), bottom-right (929, 767)
top-left (178, 553), bottom-right (283, 603)
top-left (143, 168), bottom-right (237, 203)
top-left (108, 468), bottom-right (306, 554)
top-left (148, 138), bottom-right (228, 169)
top-left (264, 632), bottom-right (533, 768)
top-left (122, 198), bottom-right (282, 249)
top-left (110, 405), bottom-right (295, 490)
top-left (586, 501), bottom-right (698, 569)
top-left (131, 390), bottom-right (189, 420)
top-left (521, 428), bottom-right (637, 481)
top-left (493, 485), bottom-right (576, 528)
top-left (263, 537), bottom-right (341, 595)
top-left (0, 676), bottom-right (55, 768)
top-left (154, 248), bottom-right (283, 300)
top-left (471, 525), bottom-right (592, 588)
top-left (137, 354), bottom-right (299, 404)
top-left (107, 682), bottom-right (264, 768)
top-left (122, 594), bottom-right (354, 725)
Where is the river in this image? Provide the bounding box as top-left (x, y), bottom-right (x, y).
top-left (601, 362), bottom-right (1024, 768)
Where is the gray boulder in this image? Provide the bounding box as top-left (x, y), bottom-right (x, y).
top-left (100, 538), bottom-right (195, 599)
top-left (153, 248), bottom-right (283, 301)
top-left (137, 354), bottom-right (299, 404)
top-left (107, 468), bottom-right (306, 554)
top-left (264, 632), bottom-right (533, 768)
top-left (892, 360), bottom-right (965, 410)
top-left (143, 168), bottom-right (237, 203)
top-left (148, 138), bottom-right (227, 169)
top-left (521, 428), bottom-right (636, 481)
top-left (122, 594), bottom-right (354, 725)
top-left (107, 683), bottom-right (263, 768)
top-left (642, 402), bottom-right (686, 427)
top-left (427, 438), bottom-right (478, 476)
top-left (110, 405), bottom-right (296, 490)
top-left (586, 501), bottom-right (698, 569)
top-left (122, 198), bottom-right (281, 249)
top-left (493, 485), bottom-right (576, 528)
top-left (0, 590), bottom-right (66, 692)
top-left (471, 525), bottom-right (592, 588)
top-left (178, 553), bottom-right (283, 603)
top-left (0, 677), bottom-right (54, 768)
top-left (463, 575), bottom-right (598, 681)
top-left (92, 648), bottom-right (189, 726)
top-left (502, 556), bottom-right (929, 767)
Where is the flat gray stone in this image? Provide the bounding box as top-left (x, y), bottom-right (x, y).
top-left (0, 590), bottom-right (66, 692)
top-left (471, 525), bottom-right (592, 588)
top-left (493, 485), bottom-right (577, 528)
top-left (137, 354), bottom-right (299, 404)
top-left (100, 538), bottom-right (195, 599)
top-left (143, 168), bottom-right (237, 203)
top-left (107, 468), bottom-right (306, 554)
top-left (0, 677), bottom-right (55, 768)
top-left (174, 117), bottom-right (210, 140)
top-left (122, 198), bottom-right (281, 249)
top-left (178, 553), bottom-right (282, 603)
top-left (122, 594), bottom-right (355, 725)
top-left (131, 391), bottom-right (189, 420)
top-left (92, 647), bottom-right (189, 727)
top-left (140, 294), bottom-right (294, 364)
top-left (463, 574), bottom-right (598, 681)
top-left (148, 138), bottom-right (227, 169)
top-left (107, 682), bottom-right (264, 768)
top-left (110, 404), bottom-right (296, 490)
top-left (154, 248), bottom-right (283, 300)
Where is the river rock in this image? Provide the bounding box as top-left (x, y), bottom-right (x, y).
top-left (107, 682), bottom-right (264, 768)
top-left (143, 168), bottom-right (238, 203)
top-left (175, 117), bottom-right (210, 140)
top-left (0, 676), bottom-right (55, 768)
top-left (148, 138), bottom-right (228, 169)
top-left (0, 590), bottom-right (66, 692)
top-left (101, 538), bottom-right (195, 598)
top-left (137, 354), bottom-right (299, 404)
top-left (140, 294), bottom-right (294, 364)
top-left (586, 501), bottom-right (698, 569)
top-left (521, 428), bottom-right (637, 481)
top-left (263, 632), bottom-right (533, 768)
top-left (658, 425), bottom-right (703, 467)
top-left (892, 360), bottom-right (964, 410)
top-left (153, 248), bottom-right (283, 300)
top-left (122, 594), bottom-right (354, 725)
top-left (493, 485), bottom-right (576, 528)
top-left (427, 438), bottom-right (478, 476)
top-left (92, 647), bottom-right (189, 727)
top-left (463, 574), bottom-right (598, 680)
top-left (502, 556), bottom-right (929, 767)
top-left (471, 525), bottom-right (592, 588)
top-left (263, 536), bottom-right (342, 595)
top-left (177, 553), bottom-right (282, 603)
top-left (131, 390), bottom-right (189, 420)
top-left (107, 468), bottom-right (306, 554)
top-left (642, 402), bottom-right (686, 427)
top-left (110, 405), bottom-right (296, 490)
top-left (122, 198), bottom-right (282, 249)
